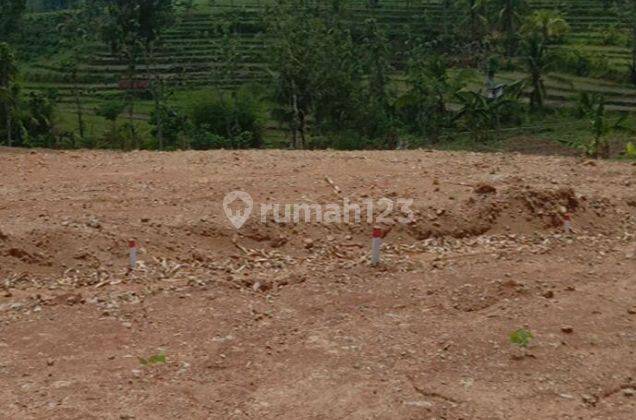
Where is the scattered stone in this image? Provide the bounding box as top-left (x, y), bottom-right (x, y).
top-left (63, 294), bottom-right (83, 306)
top-left (52, 381), bottom-right (72, 389)
top-left (270, 235), bottom-right (288, 248)
top-left (404, 400), bottom-right (433, 408)
top-left (583, 160), bottom-right (597, 167)
top-left (623, 388), bottom-right (635, 397)
top-left (581, 394), bottom-right (597, 406)
top-left (46, 358), bottom-right (55, 367)
top-left (474, 183), bottom-right (497, 195)
top-left (0, 228), bottom-right (7, 241)
top-left (542, 290), bottom-right (554, 299)
top-left (303, 238), bottom-right (314, 249)
top-left (627, 307), bottom-right (636, 315)
top-left (561, 326), bottom-right (574, 334)
top-left (86, 217), bottom-right (101, 229)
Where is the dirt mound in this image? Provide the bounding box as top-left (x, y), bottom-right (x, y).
top-left (402, 185), bottom-right (610, 240)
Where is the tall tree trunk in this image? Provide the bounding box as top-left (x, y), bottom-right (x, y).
top-left (632, 0), bottom-right (636, 83)
top-left (127, 52), bottom-right (136, 150)
top-left (73, 83), bottom-right (85, 146)
top-left (299, 112), bottom-right (306, 149)
top-left (5, 103), bottom-right (11, 147)
top-left (149, 47), bottom-right (163, 151)
top-left (154, 84), bottom-right (163, 150)
top-left (292, 91), bottom-right (301, 149)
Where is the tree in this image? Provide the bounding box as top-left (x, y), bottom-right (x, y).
top-left (100, 0), bottom-right (176, 147)
top-left (307, 14), bottom-right (362, 136)
top-left (96, 100), bottom-right (126, 148)
top-left (360, 18), bottom-right (394, 139)
top-left (496, 0), bottom-right (529, 57)
top-left (521, 33), bottom-right (552, 111)
top-left (0, 0), bottom-right (26, 39)
top-left (631, 0), bottom-right (636, 83)
top-left (266, 1), bottom-right (317, 148)
top-left (58, 2), bottom-right (99, 145)
top-left (396, 47), bottom-right (466, 143)
top-left (463, 0), bottom-right (489, 44)
top-left (23, 90), bottom-right (58, 148)
top-left (522, 10), bottom-right (570, 44)
top-left (0, 42), bottom-right (18, 147)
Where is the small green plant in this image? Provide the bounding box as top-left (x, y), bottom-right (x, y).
top-left (510, 328), bottom-right (534, 348)
top-left (139, 352), bottom-right (166, 367)
top-left (626, 142), bottom-right (636, 159)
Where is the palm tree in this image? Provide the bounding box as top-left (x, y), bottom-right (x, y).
top-left (0, 42), bottom-right (18, 147)
top-left (523, 9), bottom-right (570, 44)
top-left (522, 33), bottom-right (551, 111)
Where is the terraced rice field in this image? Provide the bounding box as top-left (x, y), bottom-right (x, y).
top-left (16, 0), bottom-right (636, 137)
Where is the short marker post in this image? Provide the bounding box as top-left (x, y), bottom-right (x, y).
top-left (129, 240), bottom-right (137, 270)
top-left (563, 213), bottom-right (572, 234)
top-left (371, 227), bottom-right (382, 266)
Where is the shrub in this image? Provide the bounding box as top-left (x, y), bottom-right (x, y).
top-left (601, 25), bottom-right (629, 47)
top-left (554, 47), bottom-right (592, 77)
top-left (187, 87), bottom-right (265, 148)
top-left (553, 47), bottom-right (614, 78)
top-left (149, 105), bottom-right (190, 150)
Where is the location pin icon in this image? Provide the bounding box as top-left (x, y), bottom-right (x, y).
top-left (223, 191), bottom-right (253, 229)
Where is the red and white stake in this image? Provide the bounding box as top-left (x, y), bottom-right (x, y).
top-left (371, 227), bottom-right (382, 266)
top-left (563, 213), bottom-right (572, 234)
top-left (129, 240), bottom-right (138, 270)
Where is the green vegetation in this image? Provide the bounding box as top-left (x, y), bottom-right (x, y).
top-left (510, 328), bottom-right (534, 348)
top-left (139, 352), bottom-right (167, 366)
top-left (0, 0), bottom-right (635, 158)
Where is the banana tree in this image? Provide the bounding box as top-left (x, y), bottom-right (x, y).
top-left (455, 80), bottom-right (525, 142)
top-left (577, 93), bottom-right (627, 159)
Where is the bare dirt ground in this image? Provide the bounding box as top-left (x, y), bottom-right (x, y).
top-left (0, 147), bottom-right (635, 419)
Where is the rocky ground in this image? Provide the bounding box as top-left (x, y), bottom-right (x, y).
top-left (0, 148), bottom-right (634, 419)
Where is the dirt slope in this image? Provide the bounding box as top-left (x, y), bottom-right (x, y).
top-left (0, 148), bottom-right (634, 419)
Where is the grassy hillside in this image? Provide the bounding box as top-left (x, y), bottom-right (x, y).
top-left (11, 0), bottom-right (636, 149)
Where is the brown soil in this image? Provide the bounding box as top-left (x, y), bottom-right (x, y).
top-left (0, 148), bottom-right (635, 419)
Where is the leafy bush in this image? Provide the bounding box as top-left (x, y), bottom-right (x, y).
top-left (187, 87), bottom-right (265, 148)
top-left (307, 131), bottom-right (375, 150)
top-left (601, 25), bottom-right (629, 47)
top-left (148, 105), bottom-right (190, 150)
top-left (553, 48), bottom-right (611, 78)
top-left (96, 100), bottom-right (126, 122)
top-left (189, 128), bottom-right (254, 150)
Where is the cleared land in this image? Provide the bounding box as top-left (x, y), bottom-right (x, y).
top-left (0, 148), bottom-right (635, 418)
